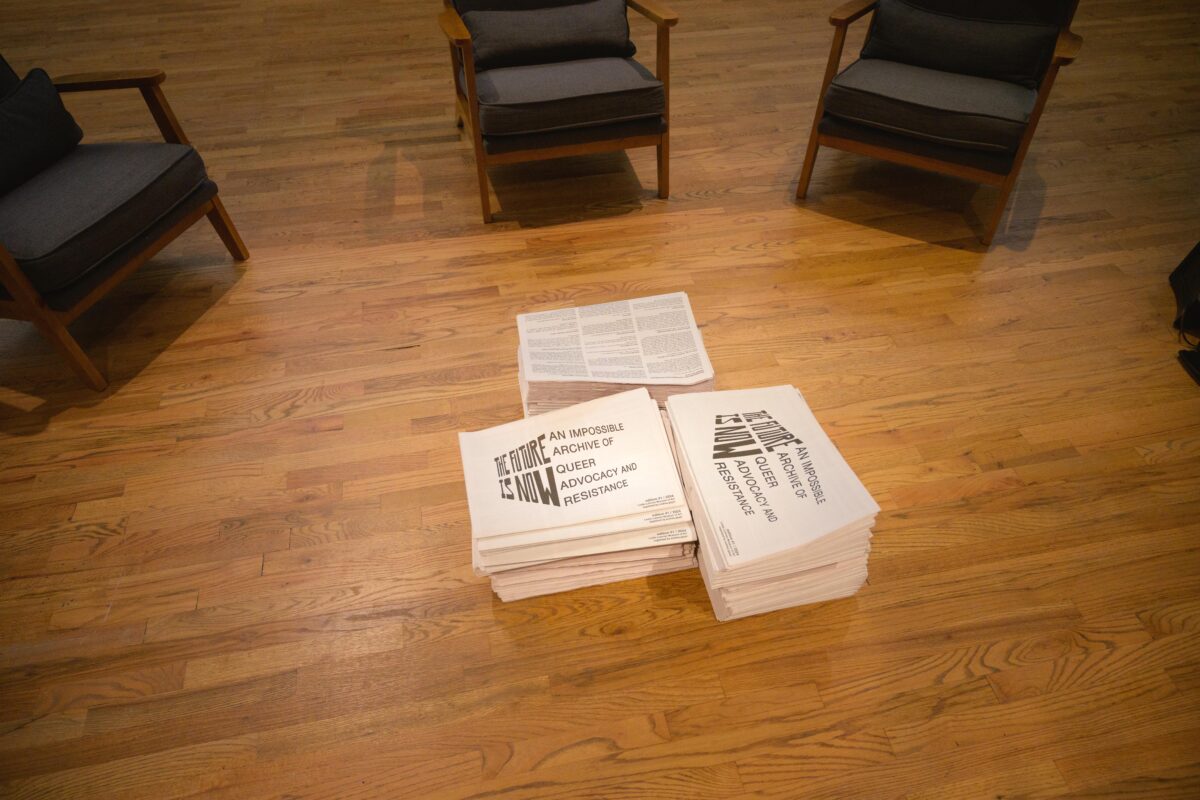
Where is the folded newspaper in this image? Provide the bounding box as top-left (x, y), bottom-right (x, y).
top-left (517, 292), bottom-right (715, 416)
top-left (459, 388), bottom-right (697, 601)
top-left (666, 385), bottom-right (879, 621)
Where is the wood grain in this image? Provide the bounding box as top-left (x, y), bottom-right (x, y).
top-left (1, 0), bottom-right (1198, 797)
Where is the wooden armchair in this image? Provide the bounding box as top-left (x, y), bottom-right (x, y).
top-left (0, 56), bottom-right (247, 390)
top-left (796, 0), bottom-right (1082, 245)
top-left (439, 0), bottom-right (678, 222)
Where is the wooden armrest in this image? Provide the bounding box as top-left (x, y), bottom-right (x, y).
top-left (1053, 30), bottom-right (1083, 65)
top-left (53, 69), bottom-right (166, 92)
top-left (55, 69), bottom-right (190, 144)
top-left (439, 9), bottom-right (471, 46)
top-left (830, 0), bottom-right (876, 26)
top-left (627, 0), bottom-right (678, 27)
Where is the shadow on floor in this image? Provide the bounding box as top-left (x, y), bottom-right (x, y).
top-left (485, 150), bottom-right (658, 228)
top-left (345, 108), bottom-right (660, 236)
top-left (794, 151), bottom-right (1048, 251)
top-left (0, 247), bottom-right (244, 434)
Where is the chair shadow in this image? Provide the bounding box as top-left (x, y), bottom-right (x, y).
top-left (486, 151), bottom-right (653, 228)
top-left (0, 247), bottom-right (244, 434)
top-left (337, 98), bottom-right (658, 236)
top-left (794, 150), bottom-right (1047, 252)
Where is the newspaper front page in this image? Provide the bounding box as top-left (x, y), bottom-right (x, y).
top-left (459, 388), bottom-right (685, 538)
top-left (667, 386), bottom-right (880, 569)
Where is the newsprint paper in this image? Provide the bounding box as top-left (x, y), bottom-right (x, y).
top-left (666, 386), bottom-right (880, 571)
top-left (459, 388), bottom-right (686, 539)
top-left (459, 388), bottom-right (698, 601)
top-left (517, 292), bottom-right (714, 386)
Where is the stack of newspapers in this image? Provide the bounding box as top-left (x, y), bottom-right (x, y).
top-left (517, 292), bottom-right (715, 416)
top-left (666, 386), bottom-right (879, 621)
top-left (459, 388), bottom-right (698, 601)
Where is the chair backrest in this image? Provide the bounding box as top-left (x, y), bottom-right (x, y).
top-left (451, 0), bottom-right (636, 72)
top-left (453, 0), bottom-right (588, 11)
top-left (861, 0), bottom-right (1072, 89)
top-left (0, 54), bottom-right (21, 97)
top-left (0, 58), bottom-right (85, 194)
top-left (901, 0), bottom-right (1078, 28)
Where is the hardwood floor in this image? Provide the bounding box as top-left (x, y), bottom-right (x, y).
top-left (2, 0), bottom-right (1199, 797)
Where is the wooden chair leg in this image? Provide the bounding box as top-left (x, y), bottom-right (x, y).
top-left (30, 312), bottom-right (108, 391)
top-left (476, 160), bottom-right (493, 223)
top-left (1, 245), bottom-right (107, 390)
top-left (657, 136), bottom-right (669, 199)
top-left (207, 196), bottom-right (249, 261)
top-left (797, 132), bottom-right (821, 200)
top-left (982, 175), bottom-right (1019, 246)
top-left (798, 22), bottom-right (849, 201)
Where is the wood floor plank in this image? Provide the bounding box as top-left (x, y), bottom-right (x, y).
top-left (1, 0), bottom-right (1199, 796)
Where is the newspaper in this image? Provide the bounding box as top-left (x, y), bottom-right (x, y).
top-left (476, 523), bottom-right (696, 569)
top-left (517, 292), bottom-right (714, 386)
top-left (666, 386), bottom-right (880, 569)
top-left (458, 388), bottom-right (685, 539)
top-left (475, 506), bottom-right (689, 553)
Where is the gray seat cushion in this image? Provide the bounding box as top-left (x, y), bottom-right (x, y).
top-left (475, 57), bottom-right (664, 137)
top-left (0, 142), bottom-right (208, 294)
top-left (456, 0), bottom-right (635, 71)
top-left (862, 0), bottom-right (1059, 89)
top-left (824, 59), bottom-right (1036, 153)
top-left (41, 180), bottom-right (218, 311)
top-left (817, 114), bottom-right (1014, 175)
top-left (483, 116), bottom-right (664, 155)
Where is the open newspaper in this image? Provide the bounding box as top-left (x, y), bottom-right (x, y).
top-left (459, 388), bottom-right (697, 600)
top-left (666, 386), bottom-right (879, 620)
top-left (517, 292), bottom-right (715, 415)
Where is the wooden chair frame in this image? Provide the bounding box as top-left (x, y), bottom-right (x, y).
top-left (438, 0), bottom-right (678, 223)
top-left (795, 0), bottom-right (1083, 245)
top-left (0, 69), bottom-right (248, 391)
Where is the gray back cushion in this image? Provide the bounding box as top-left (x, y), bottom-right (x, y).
top-left (0, 68), bottom-right (84, 194)
top-left (455, 0), bottom-right (635, 72)
top-left (901, 0), bottom-right (1077, 27)
top-left (0, 54), bottom-right (20, 97)
top-left (454, 0), bottom-right (582, 11)
top-left (862, 0), bottom-right (1059, 88)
